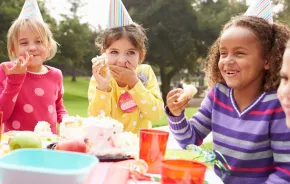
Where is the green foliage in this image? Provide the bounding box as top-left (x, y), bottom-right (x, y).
top-left (52, 0), bottom-right (98, 81)
top-left (123, 0), bottom-right (247, 102)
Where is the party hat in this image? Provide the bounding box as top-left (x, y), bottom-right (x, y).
top-left (107, 0), bottom-right (134, 28)
top-left (18, 0), bottom-right (44, 22)
top-left (245, 0), bottom-right (273, 24)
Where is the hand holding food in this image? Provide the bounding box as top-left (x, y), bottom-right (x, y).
top-left (92, 53), bottom-right (109, 77)
top-left (177, 83), bottom-right (198, 102)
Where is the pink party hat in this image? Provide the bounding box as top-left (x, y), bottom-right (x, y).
top-left (245, 0), bottom-right (273, 24)
top-left (18, 0), bottom-right (44, 22)
top-left (107, 0), bottom-right (134, 28)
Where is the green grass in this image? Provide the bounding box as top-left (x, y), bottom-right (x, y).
top-left (63, 76), bottom-right (90, 117)
top-left (153, 107), bottom-right (198, 127)
top-left (63, 76), bottom-right (199, 127)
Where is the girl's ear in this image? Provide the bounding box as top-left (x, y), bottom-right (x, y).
top-left (139, 51), bottom-right (145, 63)
top-left (101, 49), bottom-right (105, 54)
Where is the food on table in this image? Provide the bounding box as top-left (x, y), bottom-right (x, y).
top-left (34, 121), bottom-right (51, 133)
top-left (55, 139), bottom-right (87, 153)
top-left (34, 121), bottom-right (59, 142)
top-left (59, 114), bottom-right (138, 157)
top-left (9, 132), bottom-right (42, 151)
top-left (92, 53), bottom-right (108, 77)
top-left (59, 116), bottom-right (86, 140)
top-left (177, 83), bottom-right (198, 102)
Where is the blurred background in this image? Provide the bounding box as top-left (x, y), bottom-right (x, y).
top-left (0, 0), bottom-right (289, 126)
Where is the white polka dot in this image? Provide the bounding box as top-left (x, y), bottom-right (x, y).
top-left (100, 94), bottom-right (106, 99)
top-left (34, 88), bottom-right (44, 96)
top-left (100, 110), bottom-right (105, 115)
top-left (143, 111), bottom-right (148, 115)
top-left (48, 105), bottom-right (54, 113)
top-left (12, 121), bottom-right (21, 129)
top-left (122, 114), bottom-right (126, 118)
top-left (121, 90), bottom-right (126, 94)
top-left (133, 121), bottom-right (137, 126)
top-left (152, 106), bottom-right (157, 111)
top-left (116, 104), bottom-right (118, 108)
top-left (12, 95), bottom-right (17, 102)
top-left (141, 100), bottom-right (146, 104)
top-left (140, 114), bottom-right (143, 118)
top-left (23, 104), bottom-right (33, 113)
top-left (129, 90), bottom-right (135, 94)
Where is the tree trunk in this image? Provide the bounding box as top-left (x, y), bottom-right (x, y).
top-left (160, 66), bottom-right (171, 105)
top-left (71, 65), bottom-right (76, 82)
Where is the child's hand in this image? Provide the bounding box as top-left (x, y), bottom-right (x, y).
top-left (167, 88), bottom-right (191, 117)
top-left (2, 52), bottom-right (33, 75)
top-left (92, 62), bottom-right (110, 92)
top-left (109, 62), bottom-right (138, 89)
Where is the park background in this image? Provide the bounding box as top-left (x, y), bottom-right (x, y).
top-left (0, 0), bottom-right (290, 127)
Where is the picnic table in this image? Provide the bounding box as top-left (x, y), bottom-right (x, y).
top-left (87, 127), bottom-right (223, 184)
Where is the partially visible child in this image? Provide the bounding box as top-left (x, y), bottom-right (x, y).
top-left (278, 41), bottom-right (290, 127)
top-left (166, 16), bottom-right (290, 183)
top-left (88, 23), bottom-right (164, 134)
top-left (0, 0), bottom-right (68, 134)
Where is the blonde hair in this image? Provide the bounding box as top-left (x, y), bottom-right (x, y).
top-left (7, 18), bottom-right (57, 61)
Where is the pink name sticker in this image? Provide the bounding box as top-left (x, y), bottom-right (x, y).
top-left (118, 92), bottom-right (137, 113)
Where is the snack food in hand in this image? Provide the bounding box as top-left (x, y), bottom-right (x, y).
top-left (177, 83), bottom-right (198, 102)
top-left (92, 54), bottom-right (108, 77)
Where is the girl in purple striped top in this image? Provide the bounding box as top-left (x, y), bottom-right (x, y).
top-left (166, 16), bottom-right (290, 183)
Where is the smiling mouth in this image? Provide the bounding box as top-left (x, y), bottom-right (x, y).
top-left (225, 70), bottom-right (240, 76)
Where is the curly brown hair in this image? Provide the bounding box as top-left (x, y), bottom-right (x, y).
top-left (95, 23), bottom-right (148, 64)
top-left (204, 16), bottom-right (290, 92)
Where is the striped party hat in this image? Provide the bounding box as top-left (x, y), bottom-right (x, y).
top-left (107, 0), bottom-right (134, 28)
top-left (18, 0), bottom-right (44, 22)
top-left (245, 0), bottom-right (273, 24)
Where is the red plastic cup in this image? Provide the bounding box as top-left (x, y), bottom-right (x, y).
top-left (139, 129), bottom-right (169, 174)
top-left (161, 159), bottom-right (207, 184)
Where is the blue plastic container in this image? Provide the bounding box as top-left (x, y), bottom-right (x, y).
top-left (0, 149), bottom-right (98, 184)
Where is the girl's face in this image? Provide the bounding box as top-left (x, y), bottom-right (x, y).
top-left (278, 48), bottom-right (290, 127)
top-left (14, 25), bottom-right (49, 68)
top-left (105, 37), bottom-right (140, 69)
top-left (218, 26), bottom-right (268, 92)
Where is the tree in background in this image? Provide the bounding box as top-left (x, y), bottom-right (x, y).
top-left (124, 0), bottom-right (246, 102)
top-left (275, 0), bottom-right (290, 27)
top-left (53, 0), bottom-right (97, 82)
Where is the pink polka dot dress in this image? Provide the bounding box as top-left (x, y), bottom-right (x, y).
top-left (0, 62), bottom-right (68, 134)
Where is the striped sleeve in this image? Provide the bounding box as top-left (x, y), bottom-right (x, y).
top-left (166, 88), bottom-right (214, 149)
top-left (266, 110), bottom-right (290, 184)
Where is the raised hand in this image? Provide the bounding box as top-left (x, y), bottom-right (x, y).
top-left (2, 52), bottom-right (33, 75)
top-left (92, 61), bottom-right (110, 92)
top-left (166, 88), bottom-right (191, 117)
top-left (109, 62), bottom-right (138, 89)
